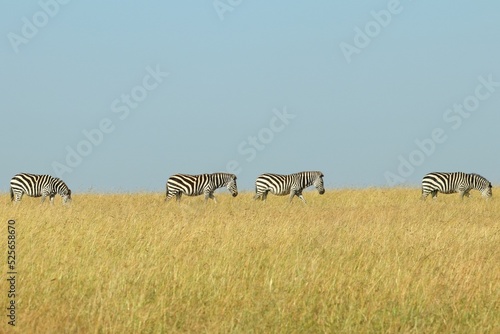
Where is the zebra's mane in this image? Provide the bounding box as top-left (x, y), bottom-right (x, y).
top-left (291, 171), bottom-right (323, 178)
top-left (468, 173), bottom-right (487, 180)
top-left (52, 177), bottom-right (70, 189)
top-left (211, 173), bottom-right (236, 180)
top-left (467, 173), bottom-right (491, 187)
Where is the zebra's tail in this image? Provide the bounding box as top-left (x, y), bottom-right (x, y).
top-left (165, 183), bottom-right (169, 201)
top-left (9, 187), bottom-right (13, 201)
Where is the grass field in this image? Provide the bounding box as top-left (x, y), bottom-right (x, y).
top-left (1, 189), bottom-right (499, 333)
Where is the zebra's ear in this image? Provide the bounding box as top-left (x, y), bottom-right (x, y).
top-left (489, 183), bottom-right (492, 188)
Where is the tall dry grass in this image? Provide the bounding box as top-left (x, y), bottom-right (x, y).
top-left (1, 189), bottom-right (499, 333)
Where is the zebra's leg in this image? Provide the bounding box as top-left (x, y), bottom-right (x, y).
top-left (257, 191), bottom-right (269, 202)
top-left (431, 190), bottom-right (438, 199)
top-left (459, 190), bottom-right (471, 199)
top-left (421, 188), bottom-right (429, 200)
top-left (289, 191), bottom-right (306, 203)
top-left (298, 192), bottom-right (307, 204)
top-left (254, 187), bottom-right (267, 201)
top-left (205, 191), bottom-right (217, 203)
top-left (175, 192), bottom-right (182, 202)
top-left (50, 195), bottom-right (55, 205)
top-left (289, 190), bottom-right (306, 204)
top-left (12, 192), bottom-right (22, 204)
top-left (41, 187), bottom-right (52, 204)
top-left (165, 189), bottom-right (179, 202)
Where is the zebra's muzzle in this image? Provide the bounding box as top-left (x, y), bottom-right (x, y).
top-left (232, 192), bottom-right (238, 197)
top-left (319, 189), bottom-right (325, 195)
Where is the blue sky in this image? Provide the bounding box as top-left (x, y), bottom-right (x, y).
top-left (1, 1), bottom-right (499, 192)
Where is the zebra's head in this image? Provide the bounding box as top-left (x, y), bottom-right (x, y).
top-left (483, 182), bottom-right (493, 198)
top-left (62, 188), bottom-right (72, 204)
top-left (53, 177), bottom-right (72, 203)
top-left (471, 173), bottom-right (492, 198)
top-left (313, 172), bottom-right (325, 195)
top-left (227, 175), bottom-right (238, 197)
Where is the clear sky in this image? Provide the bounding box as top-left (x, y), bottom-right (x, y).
top-left (1, 1), bottom-right (499, 192)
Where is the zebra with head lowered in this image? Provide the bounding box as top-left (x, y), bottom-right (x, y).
top-left (254, 171), bottom-right (325, 203)
top-left (165, 173), bottom-right (238, 202)
top-left (421, 172), bottom-right (492, 200)
top-left (10, 173), bottom-right (72, 204)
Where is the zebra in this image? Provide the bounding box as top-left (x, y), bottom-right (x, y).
top-left (254, 171), bottom-right (325, 203)
top-left (421, 172), bottom-right (492, 200)
top-left (10, 173), bottom-right (72, 204)
top-left (165, 173), bottom-right (238, 202)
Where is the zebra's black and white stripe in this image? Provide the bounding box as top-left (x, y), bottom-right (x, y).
top-left (254, 171), bottom-right (325, 203)
top-left (10, 173), bottom-right (72, 204)
top-left (165, 173), bottom-right (238, 202)
top-left (421, 172), bottom-right (492, 200)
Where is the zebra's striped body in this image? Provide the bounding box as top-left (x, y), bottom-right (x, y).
top-left (165, 173), bottom-right (238, 202)
top-left (254, 171), bottom-right (325, 203)
top-left (10, 173), bottom-right (72, 204)
top-left (421, 172), bottom-right (492, 200)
